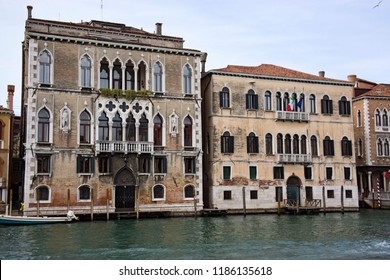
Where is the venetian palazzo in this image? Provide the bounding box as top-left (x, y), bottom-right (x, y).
top-left (21, 6), bottom-right (206, 217)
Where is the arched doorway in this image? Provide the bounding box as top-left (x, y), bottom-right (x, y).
top-left (114, 167), bottom-right (136, 211)
top-left (286, 175), bottom-right (302, 206)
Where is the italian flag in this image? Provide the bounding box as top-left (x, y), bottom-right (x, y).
top-left (287, 94), bottom-right (296, 111)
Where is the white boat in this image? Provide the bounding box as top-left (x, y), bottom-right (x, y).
top-left (0, 211), bottom-right (78, 225)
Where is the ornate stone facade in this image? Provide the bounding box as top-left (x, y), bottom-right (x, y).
top-left (21, 6), bottom-right (204, 216)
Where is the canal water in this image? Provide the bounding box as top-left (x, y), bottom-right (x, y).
top-left (1, 209), bottom-right (390, 260)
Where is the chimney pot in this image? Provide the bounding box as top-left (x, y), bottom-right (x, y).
top-left (155, 23), bottom-right (162, 35)
top-left (27, 5), bottom-right (33, 19)
top-left (7, 84), bottom-right (15, 111)
top-left (319, 71), bottom-right (325, 77)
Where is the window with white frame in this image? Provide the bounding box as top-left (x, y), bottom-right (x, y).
top-left (80, 54), bottom-right (92, 88)
top-left (39, 50), bottom-right (52, 85)
top-left (183, 64), bottom-right (192, 94)
top-left (152, 184), bottom-right (165, 201)
top-left (153, 61), bottom-right (163, 93)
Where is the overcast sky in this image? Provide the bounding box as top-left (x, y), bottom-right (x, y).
top-left (1, 0), bottom-right (389, 115)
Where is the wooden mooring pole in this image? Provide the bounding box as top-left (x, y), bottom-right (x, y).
top-left (322, 186), bottom-right (326, 215)
top-left (9, 189), bottom-right (13, 216)
top-left (341, 185), bottom-right (344, 214)
top-left (242, 187), bottom-right (246, 217)
top-left (136, 186), bottom-right (139, 220)
top-left (90, 188), bottom-right (94, 221)
top-left (67, 189), bottom-right (70, 212)
top-left (106, 188), bottom-right (110, 221)
top-left (37, 188), bottom-right (40, 217)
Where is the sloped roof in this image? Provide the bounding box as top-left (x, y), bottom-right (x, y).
top-left (211, 64), bottom-right (349, 83)
top-left (358, 84), bottom-right (390, 98)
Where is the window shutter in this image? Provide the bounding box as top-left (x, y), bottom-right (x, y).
top-left (255, 136), bottom-right (259, 153)
top-left (163, 157), bottom-right (167, 173)
top-left (346, 101), bottom-right (351, 115)
top-left (330, 140), bottom-right (335, 155)
top-left (329, 101), bottom-right (333, 114)
top-left (254, 94), bottom-right (259, 109)
top-left (338, 100), bottom-right (343, 115)
top-left (230, 137), bottom-right (234, 153)
top-left (219, 92), bottom-right (223, 107)
top-left (245, 94), bottom-right (250, 109)
top-left (91, 158), bottom-right (95, 174)
top-left (221, 136), bottom-right (224, 153)
top-left (246, 136), bottom-right (250, 153)
top-left (321, 99), bottom-right (325, 113)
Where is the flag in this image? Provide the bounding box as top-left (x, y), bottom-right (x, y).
top-left (287, 94), bottom-right (296, 111)
top-left (297, 96), bottom-right (303, 112)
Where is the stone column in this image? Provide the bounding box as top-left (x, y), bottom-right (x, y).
top-left (367, 171), bottom-right (372, 193)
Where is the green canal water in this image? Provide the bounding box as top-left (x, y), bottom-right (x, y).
top-left (1, 209), bottom-right (390, 260)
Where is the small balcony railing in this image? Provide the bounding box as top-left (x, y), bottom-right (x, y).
top-left (277, 154), bottom-right (312, 163)
top-left (275, 111), bottom-right (309, 122)
top-left (96, 141), bottom-right (153, 153)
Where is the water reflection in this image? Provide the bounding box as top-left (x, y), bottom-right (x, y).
top-left (1, 210), bottom-right (390, 260)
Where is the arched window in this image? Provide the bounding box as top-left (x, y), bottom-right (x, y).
top-left (126, 113), bottom-right (136, 141)
top-left (357, 110), bottom-right (362, 127)
top-left (154, 114), bottom-right (163, 146)
top-left (220, 87), bottom-right (230, 108)
top-left (137, 61), bottom-right (146, 90)
top-left (184, 185), bottom-right (195, 199)
top-left (184, 116), bottom-right (193, 147)
top-left (310, 94), bottom-right (316, 113)
top-left (310, 135), bottom-right (318, 156)
top-left (38, 108), bottom-right (50, 143)
top-left (358, 138), bottom-right (363, 157)
top-left (383, 110), bottom-right (389, 127)
top-left (375, 109), bottom-right (381, 127)
top-left (283, 93), bottom-right (289, 111)
top-left (98, 112), bottom-right (109, 141)
top-left (78, 185), bottom-right (91, 201)
top-left (265, 133), bottom-right (273, 155)
top-left (277, 133), bottom-right (283, 154)
top-left (153, 61), bottom-right (163, 92)
top-left (385, 139), bottom-right (390, 156)
top-left (293, 134), bottom-right (299, 154)
top-left (264, 91), bottom-right (271, 111)
top-left (276, 92), bottom-right (282, 111)
top-left (285, 134), bottom-right (292, 154)
top-left (100, 58), bottom-right (109, 89)
top-left (112, 112), bottom-right (122, 141)
top-left (301, 135), bottom-right (307, 154)
top-left (341, 136), bottom-right (352, 156)
top-left (298, 93), bottom-right (305, 112)
top-left (247, 132), bottom-right (259, 153)
top-left (112, 59), bottom-right (122, 89)
top-left (80, 55), bottom-right (91, 87)
top-left (323, 136), bottom-right (334, 156)
top-left (36, 185), bottom-right (49, 201)
top-left (139, 114), bottom-right (149, 142)
top-left (339, 96), bottom-right (351, 115)
top-left (183, 64), bottom-right (192, 94)
top-left (321, 95), bottom-right (333, 114)
top-left (378, 138), bottom-right (383, 156)
top-left (79, 110), bottom-right (91, 144)
top-left (153, 184), bottom-right (165, 200)
top-left (39, 50), bottom-right (51, 84)
top-left (125, 60), bottom-right (135, 90)
top-left (246, 89), bottom-right (258, 110)
top-left (221, 131), bottom-right (234, 153)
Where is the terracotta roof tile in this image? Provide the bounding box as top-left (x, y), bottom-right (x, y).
top-left (212, 64), bottom-right (348, 83)
top-left (358, 84), bottom-right (390, 97)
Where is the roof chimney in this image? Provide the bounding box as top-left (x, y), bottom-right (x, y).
top-left (318, 71), bottom-right (325, 77)
top-left (7, 85), bottom-right (15, 111)
top-left (155, 23), bottom-right (162, 35)
top-left (347, 74), bottom-right (357, 82)
top-left (27, 5), bottom-right (33, 19)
